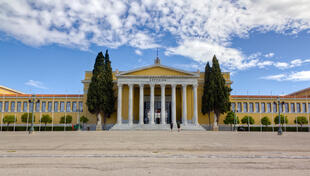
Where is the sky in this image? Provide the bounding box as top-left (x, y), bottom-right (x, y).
top-left (0, 0), bottom-right (310, 95)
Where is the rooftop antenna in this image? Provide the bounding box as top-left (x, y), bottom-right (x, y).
top-left (155, 48), bottom-right (160, 64)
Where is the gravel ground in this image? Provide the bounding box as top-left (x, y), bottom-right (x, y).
top-left (0, 131), bottom-right (310, 176)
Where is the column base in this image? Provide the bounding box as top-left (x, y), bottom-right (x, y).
top-left (96, 124), bottom-right (102, 131)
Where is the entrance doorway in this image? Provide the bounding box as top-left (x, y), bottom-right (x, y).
top-left (144, 97), bottom-right (171, 124)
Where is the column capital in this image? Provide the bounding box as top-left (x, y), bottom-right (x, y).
top-left (171, 84), bottom-right (177, 88)
top-left (192, 84), bottom-right (198, 88)
top-left (150, 83), bottom-right (155, 88)
top-left (139, 84), bottom-right (144, 87)
top-left (181, 84), bottom-right (188, 87)
top-left (128, 83), bottom-right (134, 87)
top-left (160, 83), bottom-right (166, 88)
top-left (117, 83), bottom-right (123, 87)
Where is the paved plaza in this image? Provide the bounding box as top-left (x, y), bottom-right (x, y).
top-left (0, 131), bottom-right (310, 176)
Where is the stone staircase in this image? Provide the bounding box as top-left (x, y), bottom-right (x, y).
top-left (110, 124), bottom-right (205, 131)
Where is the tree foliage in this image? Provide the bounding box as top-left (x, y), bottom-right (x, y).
top-left (21, 113), bottom-right (35, 123)
top-left (86, 52), bottom-right (105, 115)
top-left (201, 55), bottom-right (231, 126)
top-left (201, 62), bottom-right (214, 126)
top-left (274, 115), bottom-right (288, 125)
top-left (261, 116), bottom-right (271, 127)
top-left (3, 115), bottom-right (16, 130)
top-left (294, 116), bottom-right (308, 127)
top-left (211, 55), bottom-right (232, 122)
top-left (60, 115), bottom-right (72, 124)
top-left (80, 116), bottom-right (89, 125)
top-left (223, 111), bottom-right (239, 125)
top-left (241, 115), bottom-right (255, 125)
top-left (102, 50), bottom-right (116, 120)
top-left (86, 50), bottom-right (116, 130)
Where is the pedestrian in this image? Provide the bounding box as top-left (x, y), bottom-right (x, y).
top-left (170, 122), bottom-right (173, 132)
top-left (177, 121), bottom-right (181, 132)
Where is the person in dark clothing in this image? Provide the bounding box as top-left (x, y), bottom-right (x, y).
top-left (177, 121), bottom-right (181, 132)
top-left (170, 122), bottom-right (173, 132)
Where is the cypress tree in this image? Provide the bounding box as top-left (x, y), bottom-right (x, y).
top-left (211, 55), bottom-right (232, 127)
top-left (201, 62), bottom-right (214, 128)
top-left (101, 50), bottom-right (116, 130)
top-left (86, 52), bottom-right (105, 129)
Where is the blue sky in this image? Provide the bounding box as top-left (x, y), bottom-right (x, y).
top-left (0, 1), bottom-right (310, 95)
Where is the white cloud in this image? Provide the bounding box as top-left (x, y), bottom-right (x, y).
top-left (25, 80), bottom-right (47, 89)
top-left (1, 1), bottom-right (310, 70)
top-left (135, 49), bottom-right (142, 56)
top-left (264, 53), bottom-right (274, 58)
top-left (262, 71), bottom-right (310, 81)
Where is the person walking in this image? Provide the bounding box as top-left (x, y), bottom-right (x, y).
top-left (170, 122), bottom-right (173, 132)
top-left (177, 121), bottom-right (181, 132)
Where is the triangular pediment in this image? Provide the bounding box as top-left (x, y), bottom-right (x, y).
top-left (119, 64), bottom-right (198, 77)
top-left (0, 85), bottom-right (24, 95)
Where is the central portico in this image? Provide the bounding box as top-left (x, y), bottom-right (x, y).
top-left (113, 59), bottom-right (201, 129)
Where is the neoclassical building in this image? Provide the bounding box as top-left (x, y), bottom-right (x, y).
top-left (0, 57), bottom-right (309, 130)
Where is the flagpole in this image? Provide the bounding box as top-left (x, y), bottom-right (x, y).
top-left (52, 94), bottom-right (54, 132)
top-left (13, 94), bottom-right (17, 131)
top-left (1, 94), bottom-right (4, 132)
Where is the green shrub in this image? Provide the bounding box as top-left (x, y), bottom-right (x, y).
top-left (21, 113), bottom-right (35, 123)
top-left (60, 115), bottom-right (72, 124)
top-left (274, 115), bottom-right (288, 125)
top-left (40, 114), bottom-right (52, 130)
top-left (261, 116), bottom-right (271, 127)
top-left (3, 115), bottom-right (16, 131)
top-left (241, 116), bottom-right (254, 125)
top-left (294, 116), bottom-right (308, 127)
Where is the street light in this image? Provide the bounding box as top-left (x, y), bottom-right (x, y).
top-left (233, 106), bottom-right (238, 131)
top-left (275, 97), bottom-right (284, 135)
top-left (29, 94), bottom-right (39, 134)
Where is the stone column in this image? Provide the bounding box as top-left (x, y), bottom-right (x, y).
top-left (171, 84), bottom-right (177, 125)
top-left (150, 84), bottom-right (155, 125)
top-left (139, 84), bottom-right (144, 125)
top-left (128, 84), bottom-right (133, 126)
top-left (117, 83), bottom-right (123, 125)
top-left (182, 84), bottom-right (187, 125)
top-left (160, 84), bottom-right (166, 124)
top-left (193, 84), bottom-right (198, 125)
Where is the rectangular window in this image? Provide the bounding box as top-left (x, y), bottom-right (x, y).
top-left (48, 101), bottom-right (52, 112)
top-left (0, 102), bottom-right (2, 112)
top-left (267, 103), bottom-right (271, 112)
top-left (291, 103), bottom-right (295, 113)
top-left (60, 101), bottom-right (64, 112)
top-left (23, 102), bottom-right (28, 112)
top-left (261, 103), bottom-right (265, 113)
top-left (79, 101), bottom-right (83, 112)
top-left (41, 102), bottom-right (46, 112)
top-left (284, 103), bottom-right (289, 113)
top-left (279, 103), bottom-right (283, 112)
top-left (72, 102), bottom-right (77, 112)
top-left (54, 102), bottom-right (59, 112)
top-left (10, 101), bottom-right (15, 112)
top-left (308, 103), bottom-right (310, 113)
top-left (17, 102), bottom-right (21, 112)
top-left (35, 101), bottom-right (40, 112)
top-left (4, 101), bottom-right (9, 112)
top-left (302, 103), bottom-right (306, 113)
top-left (273, 103), bottom-right (277, 112)
top-left (29, 102), bottom-right (33, 112)
top-left (249, 103), bottom-right (254, 112)
top-left (297, 103), bottom-right (301, 113)
top-left (243, 103), bottom-right (248, 112)
top-left (255, 103), bottom-right (259, 112)
top-left (66, 102), bottom-right (71, 112)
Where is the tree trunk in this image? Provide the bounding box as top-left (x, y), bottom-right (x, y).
top-left (213, 113), bottom-right (218, 131)
top-left (45, 123), bottom-right (47, 131)
top-left (208, 112), bottom-right (211, 130)
top-left (96, 113), bottom-right (102, 131)
top-left (103, 114), bottom-right (107, 130)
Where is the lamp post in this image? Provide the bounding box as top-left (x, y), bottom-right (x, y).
top-left (276, 97), bottom-right (283, 135)
top-left (77, 107), bottom-right (81, 131)
top-left (233, 106), bottom-right (237, 131)
top-left (29, 94), bottom-right (40, 134)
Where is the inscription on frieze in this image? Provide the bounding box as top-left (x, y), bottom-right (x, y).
top-left (149, 78), bottom-right (166, 82)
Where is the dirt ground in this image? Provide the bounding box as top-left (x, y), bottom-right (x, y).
top-left (0, 131), bottom-right (310, 176)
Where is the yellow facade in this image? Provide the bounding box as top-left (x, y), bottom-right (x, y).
top-left (1, 61), bottom-right (309, 128)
